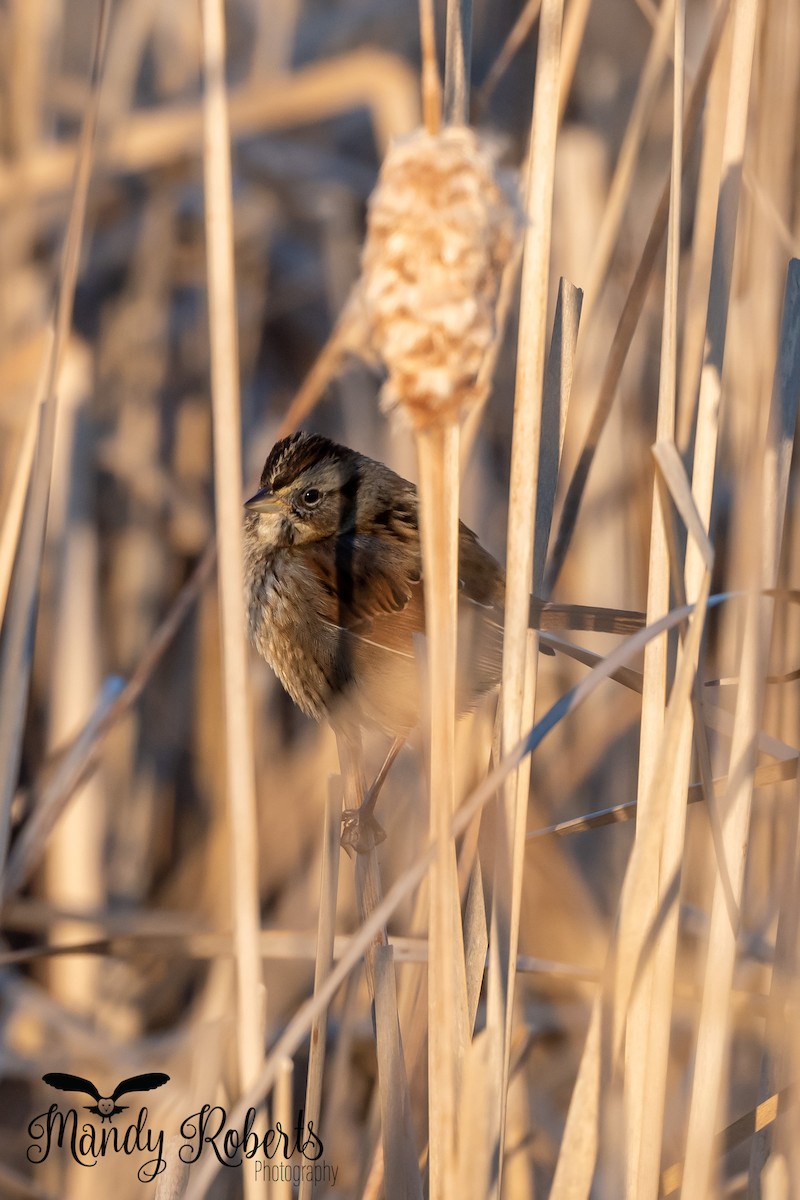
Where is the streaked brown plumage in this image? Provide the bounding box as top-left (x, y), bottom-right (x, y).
top-left (243, 432), bottom-right (644, 741)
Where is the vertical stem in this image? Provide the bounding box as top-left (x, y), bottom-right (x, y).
top-left (623, 2), bottom-right (684, 1195)
top-left (274, 1058), bottom-right (295, 1200)
top-left (534, 278), bottom-right (582, 592)
top-left (418, 0), bottom-right (442, 133)
top-left (683, 259), bottom-right (800, 1200)
top-left (488, 0), bottom-right (563, 1192)
top-left (443, 0), bottom-right (472, 123)
top-left (298, 779), bottom-right (343, 1200)
top-left (417, 422), bottom-right (463, 1200)
top-left (199, 0), bottom-right (264, 1164)
top-left (335, 728), bottom-right (423, 1200)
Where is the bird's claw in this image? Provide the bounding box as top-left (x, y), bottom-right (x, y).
top-left (340, 807), bottom-right (387, 855)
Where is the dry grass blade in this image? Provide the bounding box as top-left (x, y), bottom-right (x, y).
top-left (544, 0), bottom-right (731, 594)
top-left (443, 0), bottom-right (472, 124)
top-left (0, 392), bottom-right (38, 625)
top-left (748, 261), bottom-right (800, 1190)
top-left (551, 456), bottom-right (713, 1200)
top-left (581, 0), bottom-right (676, 321)
top-left (623, 3), bottom-right (685, 1186)
top-left (297, 778), bottom-right (343, 1200)
top-left (749, 771), bottom-right (800, 1190)
top-left (417, 424), bottom-right (466, 1200)
top-left (274, 1058), bottom-right (295, 1200)
top-left (200, 0), bottom-right (263, 1139)
top-left (488, 0), bottom-right (562, 1191)
top-left (335, 728), bottom-right (422, 1195)
top-left (534, 278), bottom-right (582, 592)
top-left (154, 1137), bottom-right (190, 1200)
top-left (455, 1031), bottom-right (493, 1199)
top-left (681, 257), bottom-right (800, 1200)
top-left (418, 0), bottom-right (442, 133)
top-left (676, 11), bottom-right (732, 450)
top-left (373, 944), bottom-right (424, 1200)
top-left (0, 0), bottom-right (111, 886)
top-left (527, 757), bottom-right (799, 839)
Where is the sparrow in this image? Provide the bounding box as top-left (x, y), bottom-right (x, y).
top-left (243, 432), bottom-right (643, 747)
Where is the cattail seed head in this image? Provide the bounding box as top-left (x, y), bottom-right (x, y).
top-left (359, 126), bottom-right (521, 430)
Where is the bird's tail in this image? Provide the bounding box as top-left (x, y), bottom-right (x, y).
top-left (530, 598), bottom-right (645, 635)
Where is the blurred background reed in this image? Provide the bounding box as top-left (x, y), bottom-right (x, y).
top-left (0, 0), bottom-right (799, 1197)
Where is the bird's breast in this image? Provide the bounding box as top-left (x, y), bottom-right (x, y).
top-left (244, 549), bottom-right (342, 721)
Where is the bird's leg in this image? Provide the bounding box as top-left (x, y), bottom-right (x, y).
top-left (340, 736), bottom-right (405, 854)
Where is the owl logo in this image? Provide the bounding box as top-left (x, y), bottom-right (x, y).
top-left (42, 1072), bottom-right (170, 1123)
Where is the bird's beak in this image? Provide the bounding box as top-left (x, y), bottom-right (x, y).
top-left (244, 485), bottom-right (282, 514)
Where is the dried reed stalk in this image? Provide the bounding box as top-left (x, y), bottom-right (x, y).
top-left (748, 16), bottom-right (800, 1142)
top-left (0, 0), bottom-right (110, 887)
top-left (297, 779), bottom-right (342, 1200)
top-left (676, 7), bottom-right (732, 450)
top-left (621, 2), bottom-right (685, 1194)
top-left (534, 278), bottom-right (582, 591)
top-left (416, 424), bottom-right (467, 1200)
top-left (443, 0), bottom-right (472, 123)
top-left (681, 258), bottom-right (800, 1200)
top-left (199, 0), bottom-right (263, 1162)
top-left (274, 1057), bottom-right (294, 1200)
top-left (43, 363), bottom-right (105, 1014)
top-left (0, 389), bottom-right (38, 625)
top-left (373, 944), bottom-right (425, 1199)
top-left (544, 0), bottom-right (731, 593)
top-left (154, 1137), bottom-right (189, 1200)
top-left (487, 1), bottom-right (562, 1192)
top-left (527, 756), bottom-right (799, 839)
top-left (550, 450), bottom-right (714, 1200)
top-left (418, 0), bottom-right (442, 133)
top-left (647, 0), bottom-right (761, 1191)
top-left (582, 0), bottom-right (676, 321)
top-left (334, 728), bottom-right (422, 1199)
top-left (749, 767), bottom-right (800, 1191)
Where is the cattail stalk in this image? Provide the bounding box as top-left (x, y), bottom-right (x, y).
top-left (199, 1), bottom-right (264, 1186)
top-left (487, 3), bottom-right (563, 1195)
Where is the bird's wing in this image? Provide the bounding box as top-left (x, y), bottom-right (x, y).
top-left (111, 1072), bottom-right (170, 1101)
top-left (43, 1073), bottom-right (101, 1101)
top-left (304, 534), bottom-right (421, 626)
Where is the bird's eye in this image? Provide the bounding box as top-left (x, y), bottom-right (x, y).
top-left (302, 487), bottom-right (322, 508)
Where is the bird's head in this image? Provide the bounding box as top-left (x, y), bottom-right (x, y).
top-left (244, 432), bottom-right (402, 549)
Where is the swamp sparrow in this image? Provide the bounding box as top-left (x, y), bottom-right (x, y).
top-left (243, 432), bottom-right (643, 749)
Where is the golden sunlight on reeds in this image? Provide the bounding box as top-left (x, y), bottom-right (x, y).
top-left (0, 0), bottom-right (799, 1198)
